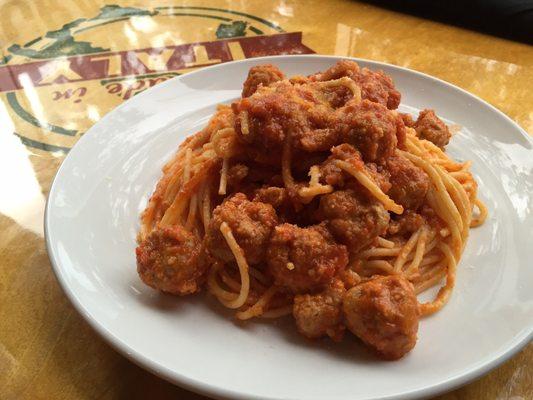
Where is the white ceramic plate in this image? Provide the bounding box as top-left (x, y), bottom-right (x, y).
top-left (45, 55), bottom-right (533, 400)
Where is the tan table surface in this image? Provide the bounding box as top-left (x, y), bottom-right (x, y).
top-left (0, 1), bottom-right (531, 399)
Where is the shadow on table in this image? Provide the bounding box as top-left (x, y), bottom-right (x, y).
top-left (359, 0), bottom-right (533, 44)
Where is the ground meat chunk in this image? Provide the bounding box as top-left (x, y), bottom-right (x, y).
top-left (365, 162), bottom-right (392, 193)
top-left (244, 145), bottom-right (283, 167)
top-left (233, 82), bottom-right (336, 153)
top-left (253, 186), bottom-right (288, 209)
top-left (388, 211), bottom-right (424, 236)
top-left (400, 113), bottom-right (415, 127)
top-left (289, 75), bottom-right (309, 84)
top-left (414, 109), bottom-right (451, 148)
top-left (298, 126), bottom-right (341, 153)
top-left (241, 161), bottom-right (281, 183)
top-left (309, 59), bottom-right (361, 81)
top-left (354, 68), bottom-right (401, 110)
top-left (318, 189), bottom-right (390, 252)
top-left (267, 223), bottom-right (348, 293)
top-left (242, 64), bottom-right (285, 97)
top-left (235, 62), bottom-right (403, 156)
top-left (331, 143), bottom-right (363, 163)
top-left (336, 268), bottom-right (361, 290)
top-left (337, 100), bottom-right (399, 162)
top-left (136, 225), bottom-right (207, 295)
top-left (320, 159), bottom-right (346, 187)
top-left (232, 86), bottom-right (288, 149)
top-left (319, 144), bottom-right (391, 193)
top-left (386, 154), bottom-right (430, 210)
top-left (319, 84), bottom-right (354, 108)
top-left (343, 275), bottom-right (419, 360)
top-left (293, 279), bottom-right (346, 341)
top-left (395, 113), bottom-right (407, 150)
top-left (227, 163), bottom-right (249, 189)
top-left (309, 60), bottom-right (401, 110)
top-left (205, 193), bottom-right (277, 265)
top-left (319, 144), bottom-right (364, 187)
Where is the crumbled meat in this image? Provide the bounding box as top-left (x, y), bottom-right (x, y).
top-left (319, 144), bottom-right (364, 187)
top-left (414, 109), bottom-right (451, 148)
top-left (309, 60), bottom-right (401, 109)
top-left (343, 275), bottom-right (419, 360)
top-left (253, 186), bottom-right (288, 209)
top-left (136, 225), bottom-right (207, 295)
top-left (234, 61), bottom-right (404, 159)
top-left (205, 193), bottom-right (277, 265)
top-left (354, 68), bottom-right (401, 110)
top-left (309, 59), bottom-right (361, 81)
top-left (233, 81), bottom-right (336, 153)
top-left (400, 113), bottom-right (415, 127)
top-left (242, 64), bottom-right (285, 97)
top-left (298, 126), bottom-right (341, 153)
top-left (395, 113), bottom-right (407, 149)
top-left (267, 223), bottom-right (348, 293)
top-left (388, 211), bottom-right (425, 236)
top-left (227, 164), bottom-right (249, 189)
top-left (337, 100), bottom-right (400, 162)
top-left (386, 154), bottom-right (429, 210)
top-left (317, 189), bottom-right (390, 252)
top-left (293, 279), bottom-right (346, 341)
top-left (318, 84), bottom-right (354, 109)
top-left (365, 162), bottom-right (392, 193)
top-left (319, 144), bottom-right (391, 196)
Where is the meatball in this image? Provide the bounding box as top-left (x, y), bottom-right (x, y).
top-left (343, 275), bottom-right (419, 360)
top-left (235, 76), bottom-right (347, 154)
top-left (319, 144), bottom-right (391, 193)
top-left (337, 100), bottom-right (399, 162)
top-left (253, 186), bottom-right (288, 209)
top-left (388, 211), bottom-right (424, 236)
top-left (395, 112), bottom-right (407, 150)
top-left (354, 68), bottom-right (401, 110)
top-left (205, 193), bottom-right (277, 265)
top-left (414, 109), bottom-right (451, 148)
top-left (242, 64), bottom-right (285, 97)
top-left (318, 190), bottom-right (389, 253)
top-left (319, 144), bottom-right (364, 187)
top-left (309, 59), bottom-right (361, 81)
top-left (267, 223), bottom-right (348, 293)
top-left (400, 112), bottom-right (415, 127)
top-left (309, 60), bottom-right (401, 110)
top-left (386, 154), bottom-right (430, 210)
top-left (297, 125), bottom-right (341, 153)
top-left (233, 82), bottom-right (334, 151)
top-left (293, 279), bottom-right (346, 341)
top-left (319, 84), bottom-right (354, 108)
top-left (232, 82), bottom-right (312, 150)
top-left (365, 162), bottom-right (392, 193)
top-left (232, 82), bottom-right (291, 149)
top-left (227, 163), bottom-right (249, 190)
top-left (136, 225), bottom-right (206, 295)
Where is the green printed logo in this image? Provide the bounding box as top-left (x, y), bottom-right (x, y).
top-left (0, 5), bottom-right (312, 154)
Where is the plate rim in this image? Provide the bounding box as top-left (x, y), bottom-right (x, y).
top-left (44, 54), bottom-right (533, 400)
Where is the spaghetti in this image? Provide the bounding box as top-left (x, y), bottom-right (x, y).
top-left (136, 61), bottom-right (487, 360)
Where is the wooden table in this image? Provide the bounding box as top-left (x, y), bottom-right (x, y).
top-left (0, 1), bottom-right (531, 399)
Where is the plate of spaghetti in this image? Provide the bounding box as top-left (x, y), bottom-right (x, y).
top-left (46, 56), bottom-right (533, 400)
